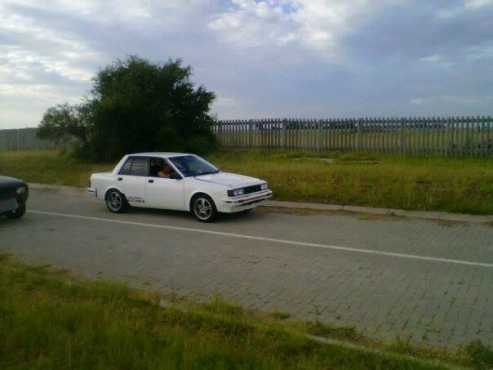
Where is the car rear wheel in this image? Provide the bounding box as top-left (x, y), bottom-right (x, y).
top-left (191, 194), bottom-right (217, 222)
top-left (105, 189), bottom-right (128, 213)
top-left (5, 201), bottom-right (26, 219)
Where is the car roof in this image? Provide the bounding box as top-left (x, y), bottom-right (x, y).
top-left (128, 152), bottom-right (194, 158)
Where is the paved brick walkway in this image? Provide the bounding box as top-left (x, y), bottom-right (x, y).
top-left (1, 186), bottom-right (492, 348)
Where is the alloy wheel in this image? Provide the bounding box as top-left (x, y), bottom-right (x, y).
top-left (194, 197), bottom-right (213, 221)
top-left (107, 190), bottom-right (123, 212)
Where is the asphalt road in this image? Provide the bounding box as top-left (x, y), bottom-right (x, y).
top-left (1, 185), bottom-right (493, 348)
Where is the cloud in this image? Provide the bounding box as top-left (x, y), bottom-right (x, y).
top-left (437, 0), bottom-right (493, 18)
top-left (0, 1), bottom-right (99, 89)
top-left (0, 0), bottom-right (212, 128)
top-left (411, 95), bottom-right (493, 111)
top-left (208, 0), bottom-right (392, 57)
top-left (419, 54), bottom-right (454, 68)
top-left (0, 0), bottom-right (492, 128)
top-left (465, 0), bottom-right (493, 9)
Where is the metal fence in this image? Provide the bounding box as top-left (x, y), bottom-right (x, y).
top-left (0, 128), bottom-right (58, 151)
top-left (212, 116), bottom-right (493, 157)
top-left (3, 116), bottom-right (493, 157)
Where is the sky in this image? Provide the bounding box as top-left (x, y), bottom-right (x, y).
top-left (1, 0), bottom-right (492, 129)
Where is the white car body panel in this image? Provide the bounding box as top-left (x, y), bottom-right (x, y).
top-left (193, 172), bottom-right (260, 188)
top-left (119, 174), bottom-right (146, 205)
top-left (89, 152), bottom-right (272, 214)
top-left (146, 177), bottom-right (185, 210)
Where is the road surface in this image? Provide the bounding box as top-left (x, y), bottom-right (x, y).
top-left (1, 185), bottom-right (493, 348)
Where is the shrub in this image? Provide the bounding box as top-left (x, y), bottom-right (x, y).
top-left (38, 56), bottom-right (217, 162)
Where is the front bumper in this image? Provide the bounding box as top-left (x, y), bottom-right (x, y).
top-left (220, 190), bottom-right (273, 213)
top-left (87, 187), bottom-right (97, 197)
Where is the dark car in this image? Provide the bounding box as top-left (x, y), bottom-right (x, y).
top-left (0, 176), bottom-right (29, 219)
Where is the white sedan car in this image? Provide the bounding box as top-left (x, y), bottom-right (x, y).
top-left (88, 152), bottom-right (272, 222)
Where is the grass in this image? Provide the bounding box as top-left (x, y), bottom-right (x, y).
top-left (1, 253), bottom-right (489, 370)
top-left (0, 150), bottom-right (110, 187)
top-left (2, 149), bottom-right (493, 214)
top-left (210, 150), bottom-right (493, 215)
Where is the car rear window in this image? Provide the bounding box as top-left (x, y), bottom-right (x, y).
top-left (119, 157), bottom-right (148, 176)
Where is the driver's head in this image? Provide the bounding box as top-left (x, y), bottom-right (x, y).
top-left (160, 164), bottom-right (172, 176)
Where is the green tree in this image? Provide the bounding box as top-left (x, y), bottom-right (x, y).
top-left (38, 103), bottom-right (93, 148)
top-left (38, 56), bottom-right (217, 161)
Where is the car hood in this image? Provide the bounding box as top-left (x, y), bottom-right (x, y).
top-left (193, 172), bottom-right (263, 189)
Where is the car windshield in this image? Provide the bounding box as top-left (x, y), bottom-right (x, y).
top-left (169, 155), bottom-right (219, 177)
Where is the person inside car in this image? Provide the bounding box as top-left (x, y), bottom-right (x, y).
top-left (150, 159), bottom-right (163, 177)
top-left (158, 164), bottom-right (173, 178)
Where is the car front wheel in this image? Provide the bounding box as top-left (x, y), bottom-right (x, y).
top-left (5, 201), bottom-right (26, 219)
top-left (191, 194), bottom-right (217, 222)
top-left (105, 189), bottom-right (128, 213)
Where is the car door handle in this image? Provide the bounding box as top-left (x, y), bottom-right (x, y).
top-left (148, 179), bottom-right (154, 183)
top-left (117, 177), bottom-right (123, 181)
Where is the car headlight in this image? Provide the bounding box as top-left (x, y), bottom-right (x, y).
top-left (16, 186), bottom-right (27, 195)
top-left (228, 188), bottom-right (245, 197)
top-left (233, 189), bottom-right (244, 196)
top-left (261, 183), bottom-right (268, 191)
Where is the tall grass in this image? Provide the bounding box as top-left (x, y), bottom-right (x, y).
top-left (0, 150), bottom-right (111, 187)
top-left (210, 150), bottom-right (493, 214)
top-left (2, 149), bottom-right (493, 214)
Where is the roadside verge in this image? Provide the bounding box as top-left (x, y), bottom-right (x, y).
top-left (0, 254), bottom-right (480, 370)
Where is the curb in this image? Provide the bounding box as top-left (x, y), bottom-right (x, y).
top-left (29, 183), bottom-right (88, 196)
top-left (29, 183), bottom-right (493, 225)
top-left (263, 200), bottom-right (493, 224)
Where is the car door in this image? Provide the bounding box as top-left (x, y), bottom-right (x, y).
top-left (145, 157), bottom-right (185, 210)
top-left (117, 157), bottom-right (148, 207)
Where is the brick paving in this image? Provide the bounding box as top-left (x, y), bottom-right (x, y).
top-left (1, 187), bottom-right (492, 348)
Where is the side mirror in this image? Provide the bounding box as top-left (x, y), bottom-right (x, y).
top-left (170, 172), bottom-right (182, 180)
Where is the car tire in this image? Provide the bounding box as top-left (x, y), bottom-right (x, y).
top-left (191, 194), bottom-right (217, 222)
top-left (5, 201), bottom-right (26, 219)
top-left (105, 189), bottom-right (129, 213)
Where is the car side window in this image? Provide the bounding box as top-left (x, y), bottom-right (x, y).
top-left (149, 157), bottom-right (180, 179)
top-left (149, 158), bottom-right (165, 177)
top-left (119, 157), bottom-right (149, 176)
top-left (129, 158), bottom-right (148, 176)
top-left (119, 158), bottom-right (133, 175)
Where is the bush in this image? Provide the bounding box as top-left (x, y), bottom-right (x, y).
top-left (38, 56), bottom-right (217, 162)
top-left (465, 340), bottom-right (493, 369)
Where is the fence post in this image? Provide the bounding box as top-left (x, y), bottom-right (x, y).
top-left (217, 122), bottom-right (222, 147)
top-left (399, 118), bottom-right (405, 155)
top-left (281, 119), bottom-right (286, 150)
top-left (247, 120), bottom-right (251, 148)
top-left (356, 119), bottom-right (361, 151)
top-left (484, 116), bottom-right (493, 156)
